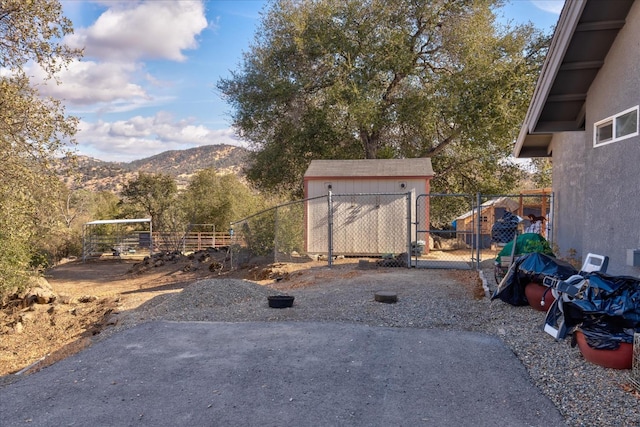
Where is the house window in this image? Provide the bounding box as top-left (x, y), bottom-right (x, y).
top-left (594, 106), bottom-right (639, 147)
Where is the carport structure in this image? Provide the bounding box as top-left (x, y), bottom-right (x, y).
top-left (82, 218), bottom-right (153, 261)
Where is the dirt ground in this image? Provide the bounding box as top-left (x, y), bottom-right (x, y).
top-left (0, 252), bottom-right (482, 380)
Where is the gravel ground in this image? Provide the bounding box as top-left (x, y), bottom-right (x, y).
top-left (103, 265), bottom-right (638, 427)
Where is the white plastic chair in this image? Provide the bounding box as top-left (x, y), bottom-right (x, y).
top-left (579, 253), bottom-right (609, 275)
top-left (543, 253), bottom-right (609, 339)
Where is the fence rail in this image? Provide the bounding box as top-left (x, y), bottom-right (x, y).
top-left (154, 231), bottom-right (233, 253)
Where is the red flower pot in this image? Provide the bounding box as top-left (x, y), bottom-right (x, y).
top-left (524, 282), bottom-right (555, 311)
top-left (575, 330), bottom-right (633, 370)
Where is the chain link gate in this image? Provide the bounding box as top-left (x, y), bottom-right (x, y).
top-left (479, 192), bottom-right (554, 283)
top-left (413, 192), bottom-right (553, 271)
top-left (414, 194), bottom-right (477, 269)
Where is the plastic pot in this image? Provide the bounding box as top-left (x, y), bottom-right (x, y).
top-left (524, 282), bottom-right (555, 311)
top-left (575, 330), bottom-right (633, 370)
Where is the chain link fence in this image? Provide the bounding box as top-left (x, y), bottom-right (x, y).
top-left (229, 193), bottom-right (411, 269)
top-left (229, 197), bottom-right (318, 269)
top-left (227, 191), bottom-right (553, 272)
top-left (415, 192), bottom-right (553, 269)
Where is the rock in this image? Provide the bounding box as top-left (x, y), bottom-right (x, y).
top-left (209, 261), bottom-right (223, 272)
top-left (13, 322), bottom-right (24, 334)
top-left (19, 312), bottom-right (35, 323)
top-left (19, 277), bottom-right (57, 306)
top-left (58, 295), bottom-right (72, 304)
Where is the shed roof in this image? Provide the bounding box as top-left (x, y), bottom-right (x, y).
top-left (514, 0), bottom-right (634, 157)
top-left (84, 218), bottom-right (151, 226)
top-left (304, 158), bottom-right (433, 178)
top-left (455, 197), bottom-right (519, 221)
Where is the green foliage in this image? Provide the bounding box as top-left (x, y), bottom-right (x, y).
top-left (530, 158), bottom-right (552, 188)
top-left (182, 168), bottom-right (262, 231)
top-left (240, 210), bottom-right (277, 257)
top-left (523, 238), bottom-right (553, 257)
top-left (0, 0), bottom-right (81, 299)
top-left (90, 191), bottom-right (122, 220)
top-left (218, 0), bottom-right (549, 199)
top-left (120, 172), bottom-right (179, 230)
top-left (273, 202), bottom-right (305, 255)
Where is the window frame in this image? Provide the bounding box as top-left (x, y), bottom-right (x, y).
top-left (593, 105), bottom-right (639, 147)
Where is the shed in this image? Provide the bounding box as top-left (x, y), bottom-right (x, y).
top-left (303, 158), bottom-right (434, 256)
top-left (455, 197), bottom-right (519, 248)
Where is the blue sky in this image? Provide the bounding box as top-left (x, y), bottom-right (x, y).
top-left (40, 1), bottom-right (564, 162)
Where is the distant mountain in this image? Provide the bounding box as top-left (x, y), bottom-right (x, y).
top-left (58, 144), bottom-right (250, 193)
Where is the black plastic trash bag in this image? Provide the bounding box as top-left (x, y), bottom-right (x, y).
top-left (574, 321), bottom-right (637, 350)
top-left (491, 252), bottom-right (577, 306)
top-left (562, 272), bottom-right (640, 348)
top-left (573, 273), bottom-right (640, 321)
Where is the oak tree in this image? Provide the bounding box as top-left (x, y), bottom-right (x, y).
top-left (218, 0), bottom-right (548, 198)
top-left (0, 0), bottom-right (81, 296)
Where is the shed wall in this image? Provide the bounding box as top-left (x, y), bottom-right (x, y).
top-left (304, 177), bottom-right (428, 255)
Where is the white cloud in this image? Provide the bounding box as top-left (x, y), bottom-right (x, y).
top-left (32, 1), bottom-right (211, 112)
top-left (66, 1), bottom-right (208, 62)
top-left (32, 60), bottom-right (150, 106)
top-left (75, 113), bottom-right (248, 162)
top-left (531, 1), bottom-right (564, 15)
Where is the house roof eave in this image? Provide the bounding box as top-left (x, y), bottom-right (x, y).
top-left (514, 0), bottom-right (634, 158)
top-left (514, 0), bottom-right (586, 158)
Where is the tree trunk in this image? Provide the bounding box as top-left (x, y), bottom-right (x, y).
top-left (360, 129), bottom-right (380, 159)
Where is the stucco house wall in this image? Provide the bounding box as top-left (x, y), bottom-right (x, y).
top-left (581, 1), bottom-right (640, 275)
top-left (549, 132), bottom-right (586, 257)
top-left (516, 0), bottom-right (640, 275)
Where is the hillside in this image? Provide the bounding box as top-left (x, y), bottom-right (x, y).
top-left (58, 144), bottom-right (250, 192)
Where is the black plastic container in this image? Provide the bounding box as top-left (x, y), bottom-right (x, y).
top-left (267, 295), bottom-right (295, 308)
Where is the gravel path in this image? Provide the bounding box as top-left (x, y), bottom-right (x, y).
top-left (107, 265), bottom-right (638, 427)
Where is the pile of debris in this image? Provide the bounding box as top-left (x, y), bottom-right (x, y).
top-left (128, 247), bottom-right (233, 275)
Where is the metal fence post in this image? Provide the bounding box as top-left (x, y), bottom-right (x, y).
top-left (548, 192), bottom-right (554, 246)
top-left (328, 191), bottom-right (333, 267)
top-left (406, 191), bottom-right (412, 268)
top-left (476, 192), bottom-right (482, 269)
top-left (273, 206), bottom-right (279, 263)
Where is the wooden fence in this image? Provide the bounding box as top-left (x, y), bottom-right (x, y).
top-left (153, 231), bottom-right (233, 253)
